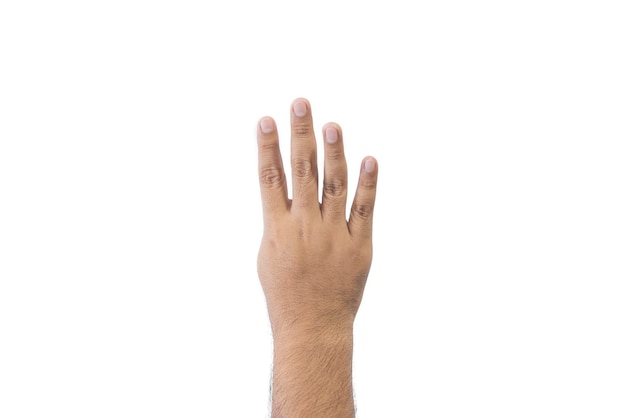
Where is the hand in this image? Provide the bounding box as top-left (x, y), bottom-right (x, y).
top-left (256, 98), bottom-right (378, 336)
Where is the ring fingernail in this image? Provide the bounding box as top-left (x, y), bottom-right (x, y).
top-left (326, 126), bottom-right (338, 144)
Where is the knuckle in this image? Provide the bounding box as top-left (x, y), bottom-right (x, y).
top-left (292, 121), bottom-right (312, 137)
top-left (259, 165), bottom-right (284, 188)
top-left (360, 177), bottom-right (377, 190)
top-left (326, 148), bottom-right (344, 161)
top-left (353, 202), bottom-right (373, 219)
top-left (293, 158), bottom-right (314, 179)
top-left (258, 140), bottom-right (279, 152)
top-left (323, 178), bottom-right (346, 197)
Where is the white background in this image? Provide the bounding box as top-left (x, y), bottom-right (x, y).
top-left (1, 1), bottom-right (625, 417)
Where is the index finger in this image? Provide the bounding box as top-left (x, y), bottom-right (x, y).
top-left (257, 116), bottom-right (289, 218)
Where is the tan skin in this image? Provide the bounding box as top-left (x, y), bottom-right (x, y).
top-left (257, 98), bottom-right (378, 417)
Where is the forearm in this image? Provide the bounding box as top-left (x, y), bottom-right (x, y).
top-left (271, 321), bottom-right (355, 418)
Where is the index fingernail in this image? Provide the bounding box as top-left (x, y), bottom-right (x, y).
top-left (260, 117), bottom-right (274, 134)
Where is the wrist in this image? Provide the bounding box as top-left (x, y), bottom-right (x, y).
top-left (270, 310), bottom-right (355, 343)
top-left (273, 323), bottom-right (354, 348)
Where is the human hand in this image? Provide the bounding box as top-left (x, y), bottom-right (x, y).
top-left (256, 98), bottom-right (378, 337)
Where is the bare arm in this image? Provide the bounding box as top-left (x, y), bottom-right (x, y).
top-left (256, 98), bottom-right (378, 417)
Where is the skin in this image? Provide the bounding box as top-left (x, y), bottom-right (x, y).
top-left (256, 98), bottom-right (378, 417)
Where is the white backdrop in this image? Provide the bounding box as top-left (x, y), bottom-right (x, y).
top-left (1, 1), bottom-right (625, 417)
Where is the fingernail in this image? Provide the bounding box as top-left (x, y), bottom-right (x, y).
top-left (325, 126), bottom-right (338, 144)
top-left (293, 101), bottom-right (307, 117)
top-left (365, 158), bottom-right (376, 173)
top-left (260, 117), bottom-right (274, 134)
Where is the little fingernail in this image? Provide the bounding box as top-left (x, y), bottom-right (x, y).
top-left (325, 126), bottom-right (338, 144)
top-left (260, 117), bottom-right (274, 134)
top-left (293, 101), bottom-right (307, 117)
top-left (365, 158), bottom-right (376, 173)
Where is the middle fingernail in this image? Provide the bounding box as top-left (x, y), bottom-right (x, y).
top-left (293, 101), bottom-right (307, 117)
